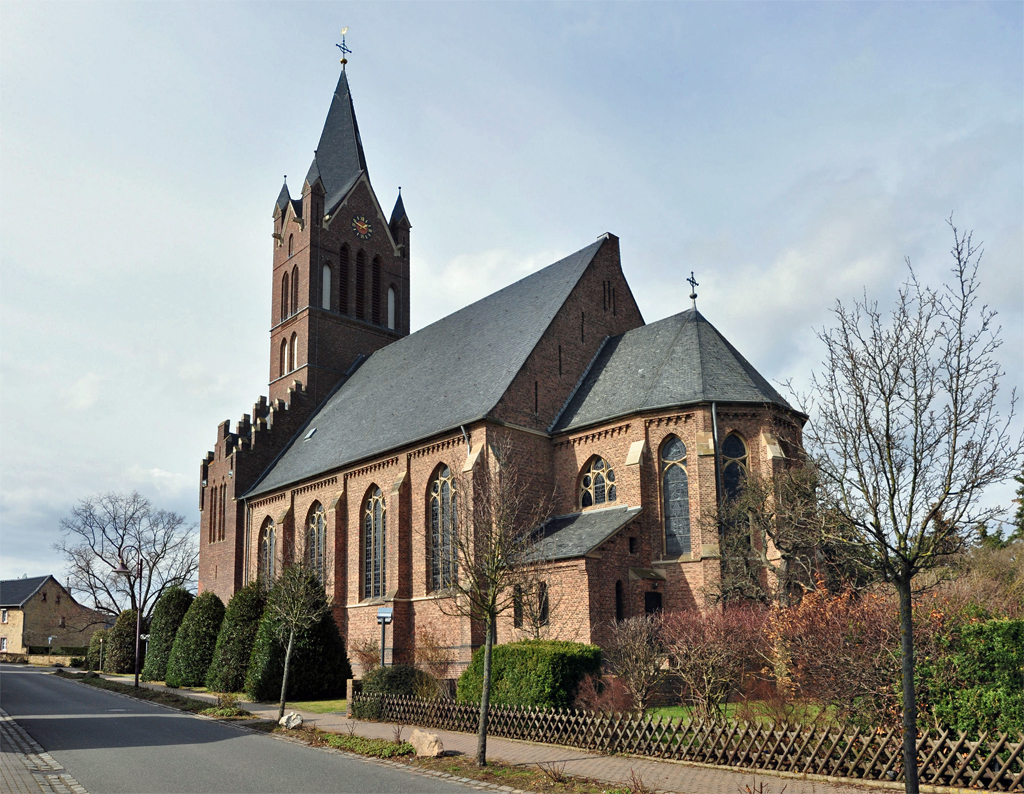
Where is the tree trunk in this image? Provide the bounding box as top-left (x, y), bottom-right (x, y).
top-left (278, 628), bottom-right (295, 723)
top-left (475, 616), bottom-right (495, 767)
top-left (897, 579), bottom-right (919, 794)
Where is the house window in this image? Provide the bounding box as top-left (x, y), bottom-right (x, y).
top-left (0, 637), bottom-right (6, 652)
top-left (429, 466), bottom-right (457, 592)
top-left (41, 592), bottom-right (46, 603)
top-left (629, 536), bottom-right (637, 554)
top-left (580, 457), bottom-right (616, 508)
top-left (363, 486), bottom-right (387, 599)
top-left (661, 435), bottom-right (691, 557)
top-left (721, 434), bottom-right (748, 499)
top-left (1, 608), bottom-right (7, 623)
top-left (371, 256), bottom-right (381, 324)
top-left (387, 286), bottom-right (396, 330)
top-left (355, 250), bottom-right (366, 319)
top-left (339, 245), bottom-right (350, 315)
top-left (258, 518), bottom-right (276, 585)
top-left (56, 594), bottom-right (61, 605)
top-left (307, 502), bottom-right (326, 584)
top-left (322, 264), bottom-right (332, 310)
top-left (59, 616), bottom-right (66, 628)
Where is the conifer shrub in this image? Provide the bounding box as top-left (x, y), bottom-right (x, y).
top-left (205, 582), bottom-right (266, 693)
top-left (105, 610), bottom-right (145, 674)
top-left (86, 628), bottom-right (108, 671)
top-left (142, 587), bottom-right (194, 682)
top-left (457, 640), bottom-right (601, 709)
top-left (244, 592), bottom-right (350, 702)
top-left (165, 592), bottom-right (225, 688)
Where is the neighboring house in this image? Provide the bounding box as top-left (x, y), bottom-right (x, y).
top-left (197, 63), bottom-right (806, 674)
top-left (0, 575), bottom-right (105, 654)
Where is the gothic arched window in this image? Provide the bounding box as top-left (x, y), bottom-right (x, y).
top-left (363, 486), bottom-right (386, 599)
top-left (661, 435), bottom-right (691, 557)
top-left (387, 285), bottom-right (396, 330)
top-left (580, 457), bottom-right (616, 508)
top-left (279, 339), bottom-right (287, 378)
top-left (355, 250), bottom-right (366, 320)
top-left (371, 256), bottom-right (381, 324)
top-left (339, 245), bottom-right (349, 315)
top-left (289, 332), bottom-right (297, 372)
top-left (291, 265), bottom-right (299, 315)
top-left (721, 434), bottom-right (748, 499)
top-left (258, 518), bottom-right (276, 585)
top-left (281, 271), bottom-right (289, 321)
top-left (288, 234), bottom-right (293, 257)
top-left (306, 502), bottom-right (326, 584)
top-left (321, 264), bottom-right (332, 310)
top-left (429, 466), bottom-right (457, 592)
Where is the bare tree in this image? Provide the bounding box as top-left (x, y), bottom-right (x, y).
top-left (438, 434), bottom-right (550, 766)
top-left (265, 562), bottom-right (331, 722)
top-left (797, 221), bottom-right (1024, 794)
top-left (55, 491), bottom-right (197, 623)
top-left (604, 614), bottom-right (667, 714)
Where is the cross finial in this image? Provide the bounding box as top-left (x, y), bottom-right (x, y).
top-left (336, 27), bottom-right (351, 70)
top-left (687, 271), bottom-right (699, 309)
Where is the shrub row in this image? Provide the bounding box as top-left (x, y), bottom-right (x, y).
top-left (142, 587), bottom-right (193, 682)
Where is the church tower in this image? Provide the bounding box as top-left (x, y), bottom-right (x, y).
top-left (270, 68), bottom-right (410, 405)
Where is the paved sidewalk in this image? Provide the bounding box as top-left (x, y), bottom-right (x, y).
top-left (1, 709), bottom-right (89, 794)
top-left (99, 674), bottom-right (887, 794)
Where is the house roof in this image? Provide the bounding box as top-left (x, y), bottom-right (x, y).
top-left (0, 575), bottom-right (52, 608)
top-left (246, 238), bottom-right (605, 497)
top-left (526, 506), bottom-right (642, 562)
top-left (553, 308), bottom-right (794, 433)
top-left (305, 69), bottom-right (368, 215)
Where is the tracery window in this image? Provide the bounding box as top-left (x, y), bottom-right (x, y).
top-left (355, 250), bottom-right (366, 319)
top-left (339, 245), bottom-right (349, 315)
top-left (580, 457), bottom-right (616, 508)
top-left (371, 256), bottom-right (381, 324)
top-left (363, 486), bottom-right (387, 599)
top-left (281, 272), bottom-right (289, 321)
top-left (258, 518), bottom-right (276, 585)
top-left (322, 264), bottom-right (332, 310)
top-left (661, 436), bottom-right (691, 557)
top-left (306, 502), bottom-right (326, 584)
top-left (721, 433), bottom-right (748, 499)
top-left (291, 265), bottom-right (299, 314)
top-left (429, 466), bottom-right (457, 592)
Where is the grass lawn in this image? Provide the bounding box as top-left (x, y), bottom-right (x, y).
top-left (287, 698), bottom-right (347, 714)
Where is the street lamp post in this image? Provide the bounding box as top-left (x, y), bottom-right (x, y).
top-left (113, 553), bottom-right (143, 688)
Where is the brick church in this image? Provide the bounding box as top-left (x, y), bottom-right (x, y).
top-left (197, 64), bottom-right (805, 675)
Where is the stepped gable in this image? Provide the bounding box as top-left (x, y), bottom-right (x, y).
top-left (304, 69), bottom-right (367, 213)
top-left (246, 239), bottom-right (604, 497)
top-left (553, 307), bottom-right (793, 434)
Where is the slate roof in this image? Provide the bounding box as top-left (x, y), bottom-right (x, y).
top-left (246, 239), bottom-right (605, 497)
top-left (305, 69), bottom-right (368, 215)
top-left (275, 181), bottom-right (291, 215)
top-left (389, 191), bottom-right (409, 228)
top-left (0, 575), bottom-right (51, 607)
top-left (526, 506), bottom-right (642, 562)
top-left (553, 308), bottom-right (794, 433)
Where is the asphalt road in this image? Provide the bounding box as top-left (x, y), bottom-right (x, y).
top-left (0, 664), bottom-right (475, 793)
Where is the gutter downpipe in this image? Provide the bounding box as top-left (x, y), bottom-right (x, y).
top-left (460, 425), bottom-right (471, 449)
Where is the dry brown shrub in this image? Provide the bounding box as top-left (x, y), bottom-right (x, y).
top-left (573, 673), bottom-right (635, 714)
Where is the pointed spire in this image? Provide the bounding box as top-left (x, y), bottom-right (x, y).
top-left (389, 187), bottom-right (409, 229)
top-left (305, 69), bottom-right (367, 212)
top-left (275, 177), bottom-right (291, 215)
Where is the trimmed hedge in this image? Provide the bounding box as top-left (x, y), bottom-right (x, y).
top-left (105, 610), bottom-right (145, 673)
top-left (457, 640), bottom-right (601, 709)
top-left (929, 618), bottom-right (1024, 737)
top-left (86, 629), bottom-right (108, 671)
top-left (244, 591), bottom-right (350, 702)
top-left (142, 587), bottom-right (194, 682)
top-left (362, 663), bottom-right (433, 696)
top-left (205, 582), bottom-right (266, 693)
top-left (165, 592), bottom-right (225, 688)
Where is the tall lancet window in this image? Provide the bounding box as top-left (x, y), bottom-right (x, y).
top-left (291, 265), bottom-right (299, 314)
top-left (387, 286), bottom-right (396, 330)
top-left (339, 246), bottom-right (349, 315)
top-left (355, 250), bottom-right (366, 319)
top-left (661, 435), bottom-right (691, 557)
top-left (371, 257), bottom-right (381, 324)
top-left (289, 332), bottom-right (297, 372)
top-left (429, 466), bottom-right (457, 592)
top-left (258, 518), bottom-right (276, 586)
top-left (363, 486), bottom-right (386, 599)
top-left (281, 272), bottom-right (289, 321)
top-left (306, 502), bottom-right (326, 584)
top-left (321, 265), bottom-right (332, 310)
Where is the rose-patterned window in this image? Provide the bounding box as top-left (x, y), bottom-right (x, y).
top-left (580, 457), bottom-right (616, 508)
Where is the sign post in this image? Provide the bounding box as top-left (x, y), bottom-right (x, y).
top-left (376, 607), bottom-right (393, 668)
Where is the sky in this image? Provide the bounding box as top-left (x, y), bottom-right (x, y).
top-left (1, 2), bottom-right (1021, 580)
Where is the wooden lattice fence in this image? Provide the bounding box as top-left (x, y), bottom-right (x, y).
top-left (351, 693), bottom-right (1024, 790)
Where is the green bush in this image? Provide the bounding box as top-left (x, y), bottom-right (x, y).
top-left (165, 592), bottom-right (225, 688)
top-left (86, 629), bottom-right (108, 671)
top-left (244, 591), bottom-right (350, 703)
top-left (205, 582), bottom-right (266, 693)
top-left (69, 656), bottom-right (86, 668)
top-left (104, 610), bottom-right (146, 674)
top-left (457, 640), bottom-right (602, 709)
top-left (929, 618), bottom-right (1024, 737)
top-left (362, 663), bottom-right (433, 697)
top-left (142, 587), bottom-right (194, 682)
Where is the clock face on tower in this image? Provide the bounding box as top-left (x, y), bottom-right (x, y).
top-left (352, 215), bottom-right (373, 240)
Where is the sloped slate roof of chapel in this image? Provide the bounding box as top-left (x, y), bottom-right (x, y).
top-left (526, 506), bottom-right (642, 562)
top-left (553, 307), bottom-right (793, 433)
top-left (246, 240), bottom-right (605, 497)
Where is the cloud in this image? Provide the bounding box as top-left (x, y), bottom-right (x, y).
top-left (64, 373), bottom-right (103, 411)
top-left (125, 466), bottom-right (190, 499)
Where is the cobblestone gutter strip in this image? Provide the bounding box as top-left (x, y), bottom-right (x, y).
top-left (0, 709), bottom-right (89, 794)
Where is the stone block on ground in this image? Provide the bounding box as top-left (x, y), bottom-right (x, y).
top-left (279, 711), bottom-right (302, 729)
top-left (409, 728), bottom-right (444, 757)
